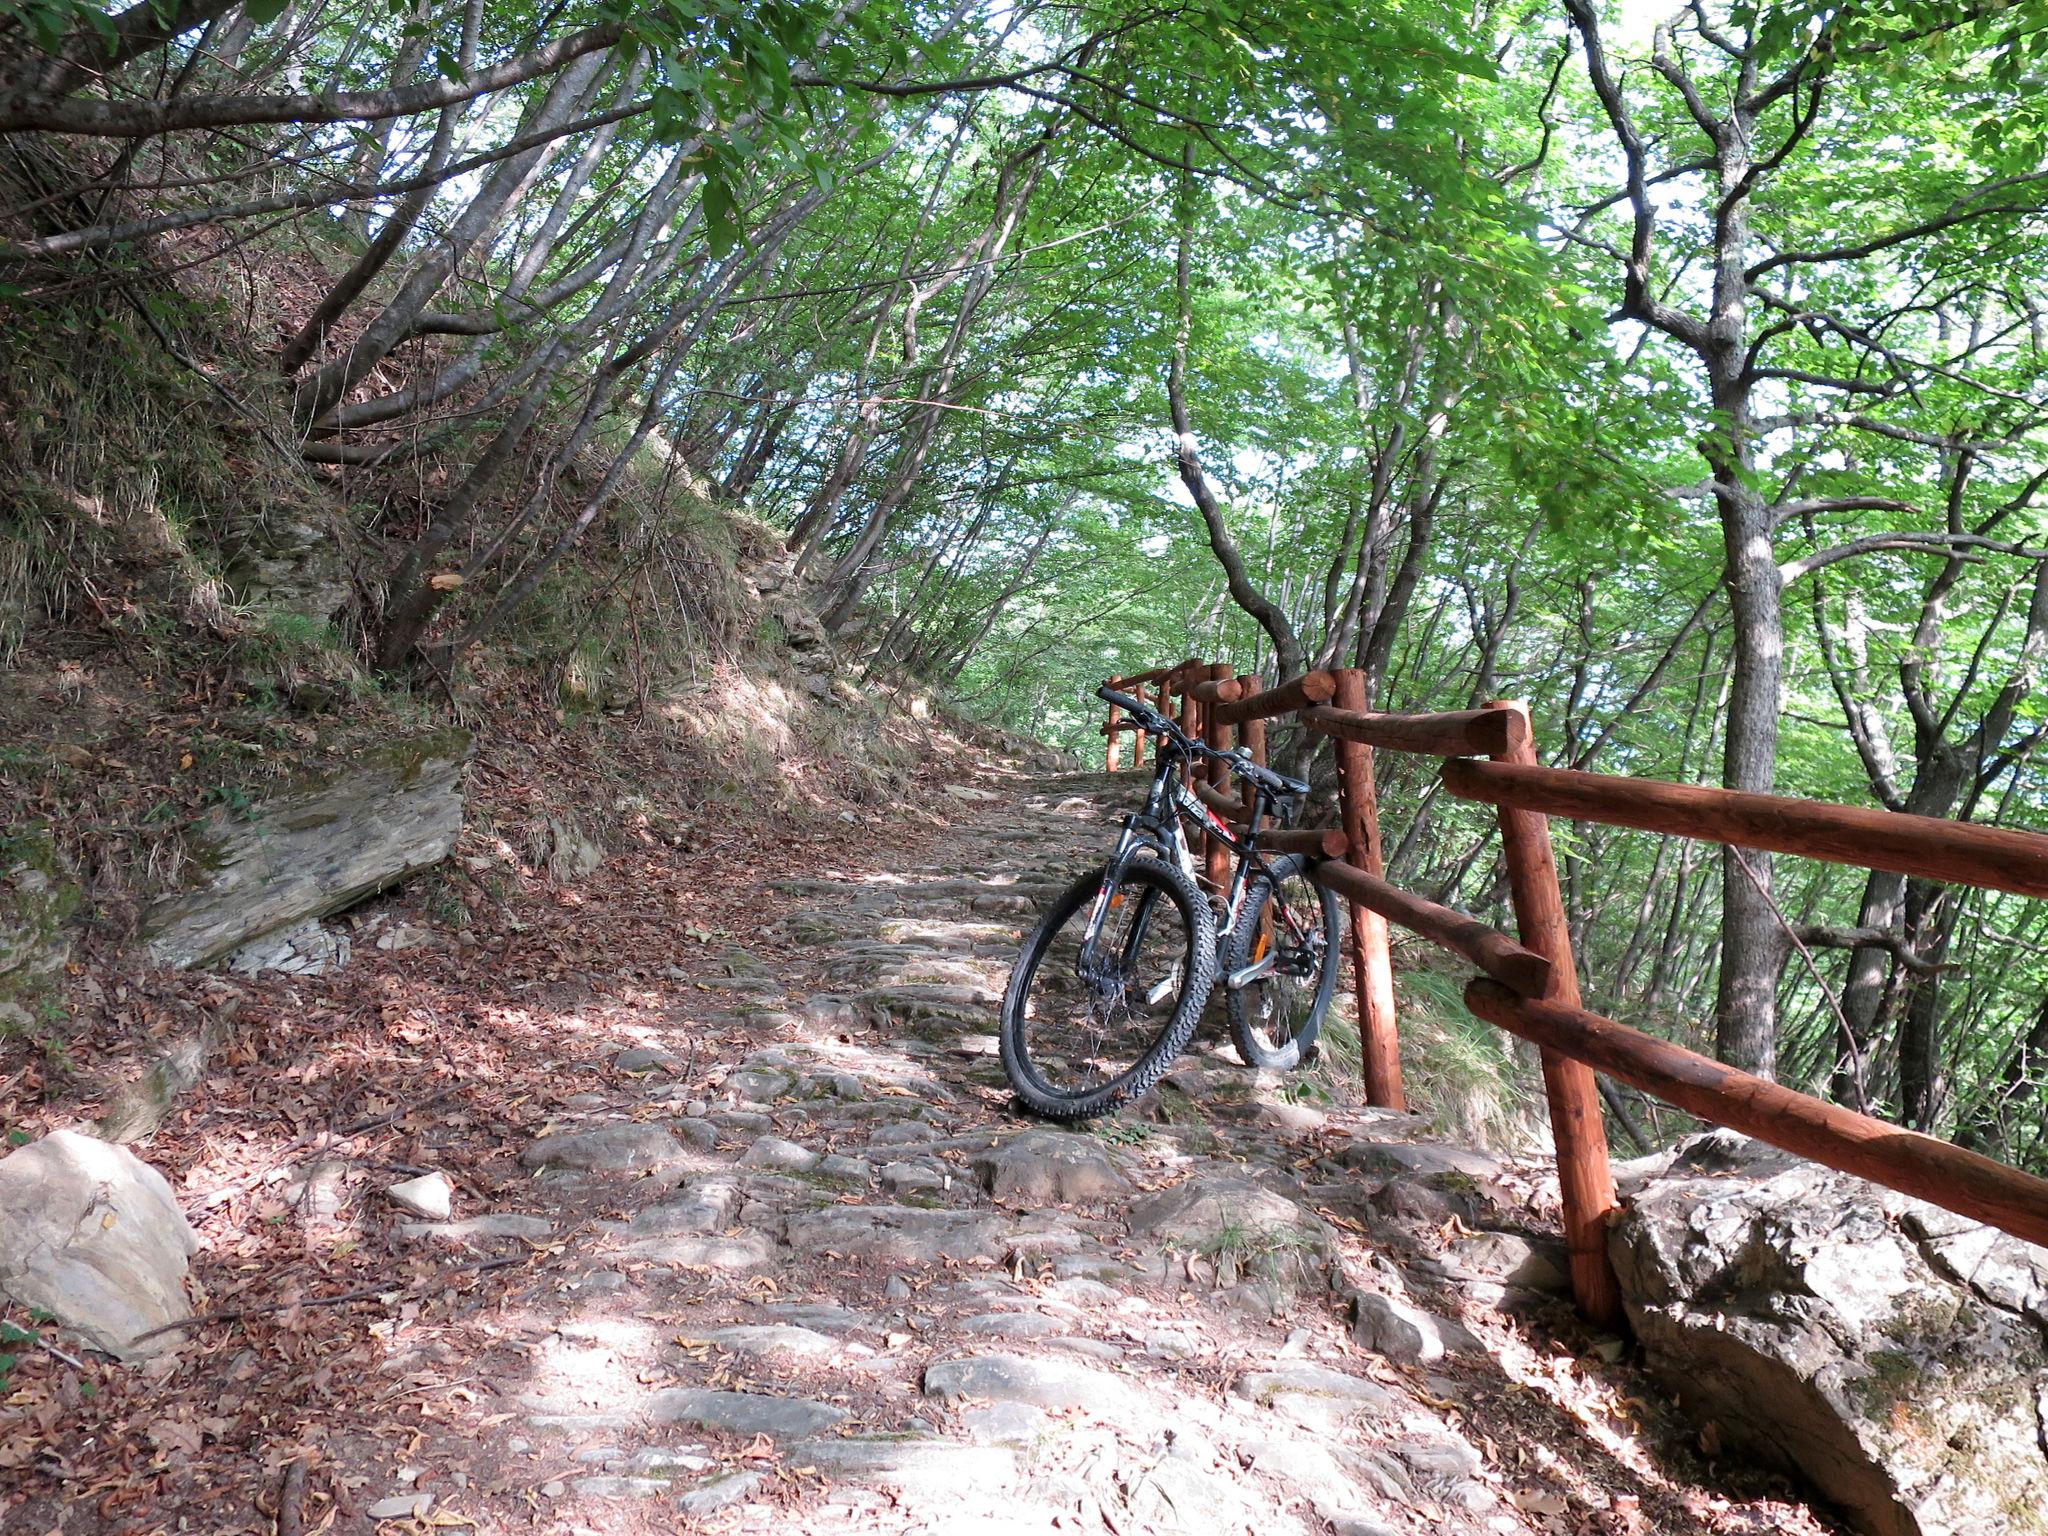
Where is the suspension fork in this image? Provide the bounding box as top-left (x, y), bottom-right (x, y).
top-left (1080, 753), bottom-right (1182, 953)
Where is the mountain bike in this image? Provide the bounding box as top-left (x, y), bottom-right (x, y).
top-left (998, 684), bottom-right (1341, 1119)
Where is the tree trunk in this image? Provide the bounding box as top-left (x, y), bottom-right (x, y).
top-left (1168, 159), bottom-right (1303, 680)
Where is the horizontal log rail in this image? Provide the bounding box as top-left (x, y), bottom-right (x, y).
top-left (1214, 669), bottom-right (1335, 725)
top-left (1441, 758), bottom-right (2048, 900)
top-left (1314, 861), bottom-right (1551, 998)
top-left (1099, 658), bottom-right (2048, 1328)
top-left (1263, 827), bottom-right (1349, 859)
top-left (1465, 980), bottom-right (2048, 1251)
top-left (1304, 703), bottom-right (1527, 758)
top-left (1187, 676), bottom-right (1243, 705)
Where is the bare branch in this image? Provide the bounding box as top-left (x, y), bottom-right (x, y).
top-left (1792, 923), bottom-right (1945, 973)
top-left (0, 22), bottom-right (626, 136)
top-left (1780, 530), bottom-right (2048, 585)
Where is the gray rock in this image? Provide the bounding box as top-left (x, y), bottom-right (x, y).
top-left (1144, 1328), bottom-right (1200, 1359)
top-left (972, 1130), bottom-right (1130, 1206)
top-left (923, 1352), bottom-right (1139, 1416)
top-left (1244, 1440), bottom-right (1382, 1529)
top-left (618, 1447), bottom-right (714, 1476)
top-left (698, 1325), bottom-right (839, 1359)
top-left (1122, 1450), bottom-right (1266, 1535)
top-left (0, 1129), bottom-right (197, 1358)
top-left (815, 1154), bottom-right (873, 1184)
top-left (879, 1160), bottom-right (947, 1194)
top-left (144, 728), bottom-right (470, 969)
top-left (740, 1134), bottom-right (819, 1172)
top-left (1350, 1290), bottom-right (1467, 1365)
top-left (955, 1312), bottom-right (1065, 1339)
top-left (724, 1067), bottom-right (792, 1101)
top-left (675, 1118), bottom-right (719, 1150)
top-left (761, 1302), bottom-right (875, 1333)
top-left (614, 1046), bottom-right (677, 1074)
top-left (568, 1476), bottom-right (669, 1498)
top-left (786, 1205), bottom-right (1005, 1265)
top-left (1335, 1139), bottom-right (1502, 1180)
top-left (678, 1471), bottom-right (762, 1514)
top-left (367, 1494), bottom-right (432, 1520)
top-left (1612, 1133), bottom-right (2048, 1536)
top-left (870, 1120), bottom-right (938, 1146)
top-left (1128, 1172), bottom-right (1334, 1293)
top-left (1232, 1364), bottom-right (1397, 1416)
top-left (520, 1123), bottom-right (690, 1174)
top-left (227, 918), bottom-right (350, 976)
top-left (1442, 1228), bottom-right (1572, 1295)
top-left (647, 1389), bottom-right (847, 1437)
top-left (398, 1213), bottom-right (553, 1245)
top-left (1393, 1433), bottom-right (1483, 1480)
top-left (385, 1171), bottom-right (453, 1221)
top-left (545, 818), bottom-right (603, 877)
top-left (216, 497), bottom-right (351, 616)
top-left (960, 1401), bottom-right (1049, 1445)
top-left (1041, 1336), bottom-right (1121, 1361)
top-left (629, 1178), bottom-right (738, 1235)
top-left (782, 1436), bottom-right (1019, 1495)
top-left (620, 1233), bottom-right (776, 1269)
top-left (711, 1110), bottom-right (774, 1135)
top-left (0, 828), bottom-right (79, 1031)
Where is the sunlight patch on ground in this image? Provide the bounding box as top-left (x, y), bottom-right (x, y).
top-left (521, 1315), bottom-right (667, 1415)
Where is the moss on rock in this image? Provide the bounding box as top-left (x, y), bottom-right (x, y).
top-left (0, 827), bottom-right (82, 1032)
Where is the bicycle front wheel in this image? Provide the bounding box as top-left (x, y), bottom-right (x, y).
top-left (1225, 854), bottom-right (1340, 1070)
top-left (1000, 857), bottom-right (1218, 1119)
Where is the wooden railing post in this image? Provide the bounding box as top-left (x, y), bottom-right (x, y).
top-left (1202, 663), bottom-right (1235, 894)
top-left (1129, 683), bottom-right (1147, 770)
top-left (1330, 668), bottom-right (1405, 1111)
top-left (1238, 674), bottom-right (1273, 952)
top-left (1485, 699), bottom-right (1623, 1329)
top-left (1105, 695), bottom-right (1123, 773)
top-left (1236, 674), bottom-right (1266, 778)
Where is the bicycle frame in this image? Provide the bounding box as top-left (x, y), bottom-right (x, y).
top-left (1080, 734), bottom-right (1301, 961)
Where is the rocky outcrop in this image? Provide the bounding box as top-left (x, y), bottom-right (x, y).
top-left (144, 727), bottom-right (470, 969)
top-left (1610, 1131), bottom-right (2048, 1536)
top-left (217, 498), bottom-right (353, 619)
top-left (0, 828), bottom-right (82, 1029)
top-left (0, 1129), bottom-right (198, 1359)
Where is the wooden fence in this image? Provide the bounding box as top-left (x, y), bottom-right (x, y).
top-left (1101, 660), bottom-right (2048, 1328)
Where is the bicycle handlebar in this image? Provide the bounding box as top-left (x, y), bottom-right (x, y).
top-left (1094, 685), bottom-right (1309, 798)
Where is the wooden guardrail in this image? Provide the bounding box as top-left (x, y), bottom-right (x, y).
top-left (1102, 661), bottom-right (2048, 1330)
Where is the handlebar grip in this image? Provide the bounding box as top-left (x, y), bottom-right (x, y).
top-left (1096, 686), bottom-right (1145, 716)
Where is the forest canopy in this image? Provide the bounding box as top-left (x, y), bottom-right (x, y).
top-left (4, 0), bottom-right (2048, 1159)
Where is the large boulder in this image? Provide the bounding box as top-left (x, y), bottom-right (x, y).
top-left (1610, 1132), bottom-right (2048, 1536)
top-left (0, 1129), bottom-right (198, 1359)
top-left (144, 727), bottom-right (470, 968)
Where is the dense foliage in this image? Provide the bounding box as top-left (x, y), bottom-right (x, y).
top-left (4, 0), bottom-right (2048, 1160)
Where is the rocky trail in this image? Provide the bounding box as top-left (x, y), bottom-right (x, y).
top-left (3, 761), bottom-right (1831, 1536)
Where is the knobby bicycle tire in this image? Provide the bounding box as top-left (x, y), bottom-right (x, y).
top-left (1000, 857), bottom-right (1218, 1119)
top-left (1225, 854), bottom-right (1340, 1070)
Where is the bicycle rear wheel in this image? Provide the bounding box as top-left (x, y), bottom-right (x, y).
top-left (1225, 854), bottom-right (1340, 1070)
top-left (1000, 857), bottom-right (1217, 1119)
